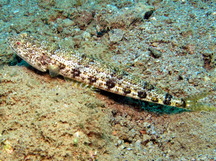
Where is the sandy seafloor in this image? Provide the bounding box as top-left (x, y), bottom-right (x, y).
top-left (0, 0), bottom-right (216, 160)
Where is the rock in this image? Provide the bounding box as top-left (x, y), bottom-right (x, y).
top-left (149, 47), bottom-right (162, 58)
top-left (62, 19), bottom-right (75, 27)
top-left (109, 29), bottom-right (125, 43)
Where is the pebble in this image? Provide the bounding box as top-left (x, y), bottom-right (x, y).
top-left (134, 140), bottom-right (142, 150)
top-left (142, 134), bottom-right (151, 141)
top-left (109, 29), bottom-right (125, 43)
top-left (82, 31), bottom-right (91, 40)
top-left (117, 140), bottom-right (122, 145)
top-left (149, 47), bottom-right (162, 58)
top-left (62, 18), bottom-right (75, 27)
top-left (119, 145), bottom-right (126, 150)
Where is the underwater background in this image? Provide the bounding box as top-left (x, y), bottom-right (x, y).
top-left (0, 0), bottom-right (215, 160)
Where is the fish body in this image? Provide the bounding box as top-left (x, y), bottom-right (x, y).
top-left (9, 33), bottom-right (187, 108)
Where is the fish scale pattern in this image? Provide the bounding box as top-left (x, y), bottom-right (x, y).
top-left (9, 33), bottom-right (186, 108)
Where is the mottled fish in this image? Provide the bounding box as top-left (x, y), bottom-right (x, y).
top-left (9, 33), bottom-right (201, 110)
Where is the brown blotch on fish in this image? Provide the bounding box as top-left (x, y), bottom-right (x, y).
top-left (59, 63), bottom-right (66, 69)
top-left (163, 93), bottom-right (173, 105)
top-left (138, 91), bottom-right (147, 98)
top-left (123, 87), bottom-right (131, 94)
top-left (71, 68), bottom-right (81, 78)
top-left (88, 76), bottom-right (98, 83)
top-left (175, 99), bottom-right (186, 107)
top-left (151, 97), bottom-right (159, 102)
top-left (143, 82), bottom-right (154, 91)
top-left (36, 54), bottom-right (50, 66)
top-left (106, 79), bottom-right (116, 89)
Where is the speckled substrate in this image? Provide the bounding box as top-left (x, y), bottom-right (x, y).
top-left (1, 0), bottom-right (215, 108)
top-left (0, 0), bottom-right (216, 160)
top-left (0, 65), bottom-right (216, 160)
